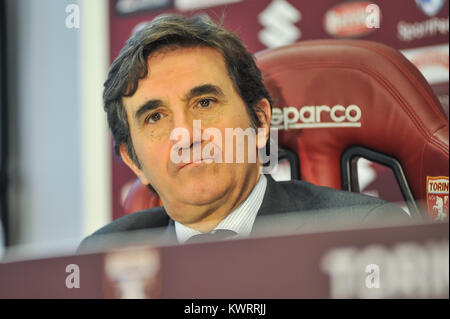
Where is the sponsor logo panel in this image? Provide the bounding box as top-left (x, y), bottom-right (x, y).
top-left (324, 1), bottom-right (380, 38)
top-left (271, 104), bottom-right (362, 130)
top-left (175, 0), bottom-right (243, 11)
top-left (415, 0), bottom-right (447, 17)
top-left (401, 44), bottom-right (449, 85)
top-left (258, 0), bottom-right (302, 49)
top-left (426, 176), bottom-right (449, 221)
top-left (103, 247), bottom-right (162, 298)
top-left (115, 0), bottom-right (173, 15)
top-left (397, 16), bottom-right (449, 41)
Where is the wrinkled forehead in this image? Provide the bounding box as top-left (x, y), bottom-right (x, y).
top-left (146, 45), bottom-right (228, 77)
top-left (123, 46), bottom-right (237, 106)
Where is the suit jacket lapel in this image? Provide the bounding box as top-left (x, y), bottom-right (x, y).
top-left (160, 217), bottom-right (177, 244)
top-left (256, 174), bottom-right (299, 216)
top-left (251, 174), bottom-right (307, 234)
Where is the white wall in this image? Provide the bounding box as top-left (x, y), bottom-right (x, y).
top-left (6, 0), bottom-right (110, 256)
top-left (79, 0), bottom-right (111, 242)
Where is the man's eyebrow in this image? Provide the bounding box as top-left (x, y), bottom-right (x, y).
top-left (134, 99), bottom-right (163, 120)
top-left (184, 84), bottom-right (225, 101)
top-left (134, 84), bottom-right (224, 120)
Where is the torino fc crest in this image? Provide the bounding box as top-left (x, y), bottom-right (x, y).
top-left (426, 176), bottom-right (449, 221)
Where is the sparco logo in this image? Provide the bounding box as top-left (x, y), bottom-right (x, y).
top-left (258, 0), bottom-right (302, 48)
top-left (271, 105), bottom-right (362, 130)
top-left (324, 1), bottom-right (378, 38)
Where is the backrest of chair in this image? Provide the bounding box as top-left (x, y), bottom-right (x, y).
top-left (123, 39), bottom-right (449, 220)
top-left (255, 39), bottom-right (449, 219)
top-left (123, 180), bottom-right (161, 216)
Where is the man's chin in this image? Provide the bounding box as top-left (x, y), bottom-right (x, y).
top-left (175, 174), bottom-right (229, 205)
top-left (179, 186), bottom-right (227, 206)
top-left (165, 185), bottom-right (228, 226)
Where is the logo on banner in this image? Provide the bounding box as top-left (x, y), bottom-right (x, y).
top-left (103, 247), bottom-right (162, 298)
top-left (271, 104), bottom-right (362, 130)
top-left (324, 1), bottom-right (381, 38)
top-left (115, 0), bottom-right (173, 15)
top-left (397, 17), bottom-right (449, 41)
top-left (426, 176), bottom-right (449, 221)
top-left (258, 0), bottom-right (302, 49)
top-left (175, 0), bottom-right (243, 11)
top-left (401, 44), bottom-right (449, 85)
top-left (415, 0), bottom-right (447, 16)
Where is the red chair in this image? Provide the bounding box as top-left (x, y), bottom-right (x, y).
top-left (124, 40), bottom-right (449, 220)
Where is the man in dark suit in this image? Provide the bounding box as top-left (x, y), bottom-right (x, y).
top-left (78, 173), bottom-right (408, 252)
top-left (78, 14), bottom-right (409, 253)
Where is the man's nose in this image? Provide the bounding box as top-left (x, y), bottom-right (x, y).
top-left (170, 111), bottom-right (202, 150)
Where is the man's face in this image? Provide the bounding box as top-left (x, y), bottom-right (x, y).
top-left (121, 46), bottom-right (269, 225)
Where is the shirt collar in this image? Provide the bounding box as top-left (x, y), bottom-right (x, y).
top-left (175, 174), bottom-right (267, 243)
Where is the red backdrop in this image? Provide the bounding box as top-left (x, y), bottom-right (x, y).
top-left (108, 0), bottom-right (449, 220)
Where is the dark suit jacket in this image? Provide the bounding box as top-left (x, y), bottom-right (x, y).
top-left (78, 175), bottom-right (411, 253)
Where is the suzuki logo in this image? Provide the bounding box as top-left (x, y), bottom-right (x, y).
top-left (258, 0), bottom-right (302, 48)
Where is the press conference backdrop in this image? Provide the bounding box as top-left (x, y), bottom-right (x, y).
top-left (108, 0), bottom-right (450, 221)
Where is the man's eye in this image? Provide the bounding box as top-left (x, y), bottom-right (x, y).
top-left (197, 98), bottom-right (216, 108)
top-left (146, 112), bottom-right (164, 124)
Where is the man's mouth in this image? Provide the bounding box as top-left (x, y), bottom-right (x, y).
top-left (177, 157), bottom-right (214, 170)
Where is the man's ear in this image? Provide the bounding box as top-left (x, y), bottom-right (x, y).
top-left (119, 144), bottom-right (149, 185)
top-left (255, 98), bottom-right (271, 149)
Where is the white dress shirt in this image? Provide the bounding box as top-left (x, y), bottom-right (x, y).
top-left (175, 174), bottom-right (268, 243)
